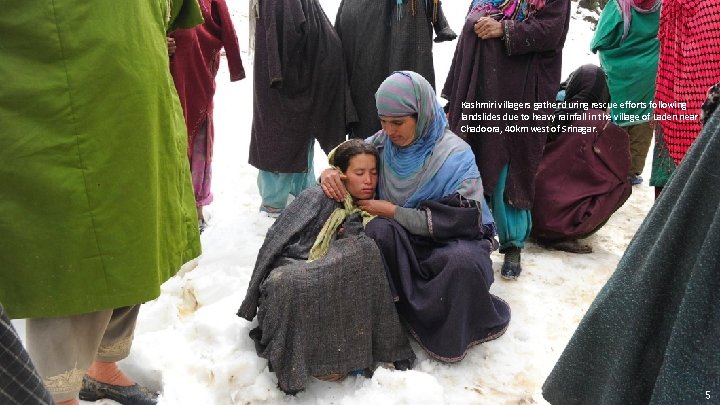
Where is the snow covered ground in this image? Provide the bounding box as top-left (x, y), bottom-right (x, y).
top-left (16, 1), bottom-right (657, 404)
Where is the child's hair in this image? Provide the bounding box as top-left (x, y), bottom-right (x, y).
top-left (331, 139), bottom-right (380, 173)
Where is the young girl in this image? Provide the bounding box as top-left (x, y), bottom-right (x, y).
top-left (238, 139), bottom-right (415, 394)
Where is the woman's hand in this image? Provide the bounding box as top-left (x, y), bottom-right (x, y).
top-left (474, 17), bottom-right (503, 40)
top-left (167, 37), bottom-right (176, 56)
top-left (319, 167), bottom-right (347, 202)
top-left (356, 199), bottom-right (397, 218)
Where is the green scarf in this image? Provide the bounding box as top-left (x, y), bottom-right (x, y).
top-left (308, 192), bottom-right (375, 262)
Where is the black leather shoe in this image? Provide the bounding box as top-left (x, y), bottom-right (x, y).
top-left (501, 260), bottom-right (522, 280)
top-left (501, 247), bottom-right (522, 280)
top-left (79, 376), bottom-right (158, 405)
top-left (393, 358), bottom-right (414, 371)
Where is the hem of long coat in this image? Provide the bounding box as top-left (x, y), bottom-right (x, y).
top-left (5, 246), bottom-right (201, 320)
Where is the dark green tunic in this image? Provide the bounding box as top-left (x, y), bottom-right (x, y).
top-left (542, 111), bottom-right (720, 404)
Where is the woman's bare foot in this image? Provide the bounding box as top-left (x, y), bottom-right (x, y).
top-left (86, 361), bottom-right (134, 387)
top-left (56, 399), bottom-right (79, 405)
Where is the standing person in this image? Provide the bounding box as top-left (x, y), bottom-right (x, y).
top-left (321, 71), bottom-right (511, 363)
top-left (0, 1), bottom-right (203, 404)
top-left (651, 1), bottom-right (720, 197)
top-left (335, 0), bottom-right (456, 139)
top-left (442, 0), bottom-right (571, 280)
top-left (249, 0), bottom-right (353, 216)
top-left (590, 0), bottom-right (660, 186)
top-left (542, 106), bottom-right (720, 405)
top-left (169, 0), bottom-right (246, 231)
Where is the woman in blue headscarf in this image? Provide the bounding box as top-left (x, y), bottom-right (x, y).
top-left (321, 71), bottom-right (511, 362)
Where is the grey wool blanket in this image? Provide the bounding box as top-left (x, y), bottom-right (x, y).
top-left (238, 187), bottom-right (415, 393)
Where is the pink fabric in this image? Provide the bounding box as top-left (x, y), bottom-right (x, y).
top-left (634, 0), bottom-right (657, 8)
top-left (169, 0), bottom-right (245, 163)
top-left (617, 0), bottom-right (660, 40)
top-left (470, 0), bottom-right (545, 21)
top-left (192, 123), bottom-right (213, 207)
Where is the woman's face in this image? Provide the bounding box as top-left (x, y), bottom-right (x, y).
top-left (379, 115), bottom-right (417, 147)
top-left (343, 153), bottom-right (378, 200)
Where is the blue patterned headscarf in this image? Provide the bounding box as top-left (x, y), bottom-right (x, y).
top-left (372, 71), bottom-right (492, 222)
top-left (375, 71), bottom-right (448, 180)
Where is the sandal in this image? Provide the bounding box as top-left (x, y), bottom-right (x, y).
top-left (314, 372), bottom-right (346, 382)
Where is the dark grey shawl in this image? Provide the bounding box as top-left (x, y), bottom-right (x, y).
top-left (542, 111), bottom-right (720, 404)
top-left (238, 187), bottom-right (415, 393)
top-left (0, 304), bottom-right (54, 405)
top-left (249, 0), bottom-right (353, 172)
top-left (442, 0), bottom-right (570, 209)
top-left (335, 0), bottom-right (436, 139)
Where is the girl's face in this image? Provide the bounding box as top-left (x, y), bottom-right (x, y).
top-left (379, 115), bottom-right (418, 147)
top-left (343, 153), bottom-right (378, 200)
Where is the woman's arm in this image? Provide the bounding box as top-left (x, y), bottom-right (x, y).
top-left (502, 0), bottom-right (571, 55)
top-left (589, 0), bottom-right (623, 53)
top-left (214, 0), bottom-right (246, 81)
top-left (356, 200), bottom-right (431, 237)
top-left (420, 195), bottom-right (486, 241)
top-left (394, 207), bottom-right (431, 237)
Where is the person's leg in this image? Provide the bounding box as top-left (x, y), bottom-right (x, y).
top-left (258, 141), bottom-right (316, 213)
top-left (289, 140), bottom-right (318, 198)
top-left (26, 309), bottom-right (113, 403)
top-left (79, 305), bottom-right (157, 404)
top-left (257, 171), bottom-right (293, 214)
top-left (626, 122), bottom-right (653, 181)
top-left (191, 121), bottom-right (212, 227)
top-left (649, 127), bottom-right (676, 200)
top-left (86, 305), bottom-right (140, 385)
top-left (490, 164), bottom-right (532, 280)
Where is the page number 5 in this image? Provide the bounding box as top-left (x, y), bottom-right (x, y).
top-left (707, 391), bottom-right (711, 400)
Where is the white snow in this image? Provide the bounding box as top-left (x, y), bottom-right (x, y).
top-left (16, 1), bottom-right (658, 404)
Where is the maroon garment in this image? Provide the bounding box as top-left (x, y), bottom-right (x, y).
top-left (442, 0), bottom-right (570, 210)
top-left (169, 0), bottom-right (245, 161)
top-left (531, 111), bottom-right (632, 242)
